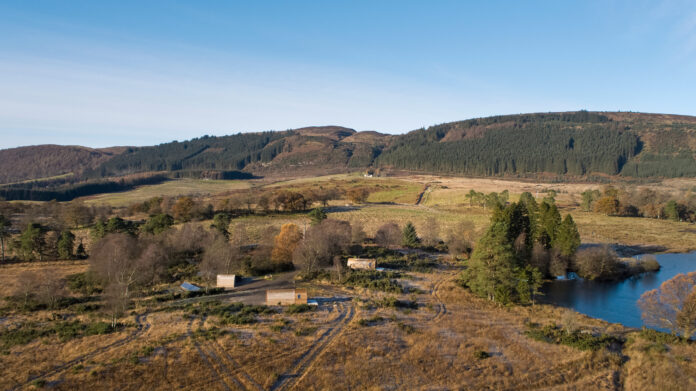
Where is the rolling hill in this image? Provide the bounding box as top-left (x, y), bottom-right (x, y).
top-left (2, 111), bottom-right (696, 200)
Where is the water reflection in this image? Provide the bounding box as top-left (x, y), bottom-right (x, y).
top-left (541, 252), bottom-right (696, 328)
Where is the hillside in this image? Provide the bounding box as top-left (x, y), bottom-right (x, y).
top-left (0, 145), bottom-right (126, 184)
top-left (3, 111), bottom-right (696, 193)
top-left (378, 111), bottom-right (696, 178)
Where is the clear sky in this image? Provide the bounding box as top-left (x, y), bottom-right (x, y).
top-left (1, 0), bottom-right (695, 149)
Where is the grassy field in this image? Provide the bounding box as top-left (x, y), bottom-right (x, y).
top-left (2, 263), bottom-right (693, 390)
top-left (80, 178), bottom-right (251, 207)
top-left (71, 174), bottom-right (696, 252)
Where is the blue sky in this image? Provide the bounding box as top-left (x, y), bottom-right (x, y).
top-left (1, 0), bottom-right (695, 149)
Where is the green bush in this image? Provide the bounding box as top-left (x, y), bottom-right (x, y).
top-left (473, 350), bottom-right (490, 360)
top-left (0, 320), bottom-right (122, 349)
top-left (396, 321), bottom-right (416, 334)
top-left (357, 316), bottom-right (384, 327)
top-left (525, 324), bottom-right (623, 351)
top-left (377, 254), bottom-right (436, 273)
top-left (285, 304), bottom-right (314, 314)
top-left (342, 270), bottom-right (404, 293)
top-left (189, 302), bottom-right (275, 325)
top-left (639, 327), bottom-right (685, 344)
top-left (294, 326), bottom-right (318, 336)
top-left (66, 272), bottom-right (102, 295)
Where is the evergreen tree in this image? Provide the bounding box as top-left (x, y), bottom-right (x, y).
top-left (537, 202), bottom-right (561, 248)
top-left (142, 214), bottom-right (174, 235)
top-left (57, 230), bottom-right (75, 259)
top-left (553, 214), bottom-right (581, 257)
top-left (308, 207), bottom-right (327, 226)
top-left (461, 221), bottom-right (517, 303)
top-left (211, 213), bottom-right (232, 238)
top-left (664, 200), bottom-right (681, 221)
top-left (402, 222), bottom-right (419, 247)
top-left (18, 223), bottom-right (45, 261)
top-left (76, 241), bottom-right (87, 259)
top-left (516, 265), bottom-right (544, 305)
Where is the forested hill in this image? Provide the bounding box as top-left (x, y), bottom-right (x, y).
top-left (3, 111), bottom-right (696, 189)
top-left (0, 126), bottom-right (391, 185)
top-left (377, 111), bottom-right (696, 178)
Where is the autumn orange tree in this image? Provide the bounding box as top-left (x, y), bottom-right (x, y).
top-left (593, 196), bottom-right (620, 216)
top-left (346, 188), bottom-right (370, 204)
top-left (172, 196), bottom-right (195, 222)
top-left (271, 223), bottom-right (303, 267)
top-left (638, 271), bottom-right (696, 339)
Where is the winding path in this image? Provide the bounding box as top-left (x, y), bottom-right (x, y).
top-left (270, 301), bottom-right (355, 391)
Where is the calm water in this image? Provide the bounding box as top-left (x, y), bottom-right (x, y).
top-left (542, 252), bottom-right (696, 329)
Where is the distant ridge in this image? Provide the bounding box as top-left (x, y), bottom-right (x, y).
top-left (2, 111), bottom-right (696, 188)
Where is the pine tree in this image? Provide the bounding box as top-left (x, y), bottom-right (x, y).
top-left (57, 231), bottom-right (75, 259)
top-left (538, 201), bottom-right (561, 248)
top-left (402, 222), bottom-right (419, 247)
top-left (308, 207), bottom-right (327, 225)
top-left (516, 265), bottom-right (544, 305)
top-left (553, 214), bottom-right (581, 257)
top-left (461, 221), bottom-right (517, 303)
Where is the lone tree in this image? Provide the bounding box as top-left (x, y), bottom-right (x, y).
top-left (638, 271), bottom-right (696, 339)
top-left (375, 222), bottom-right (401, 248)
top-left (308, 207), bottom-right (327, 226)
top-left (57, 230), bottom-right (75, 259)
top-left (346, 188), bottom-right (370, 204)
top-left (402, 222), bottom-right (420, 247)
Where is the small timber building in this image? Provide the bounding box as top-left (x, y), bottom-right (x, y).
top-left (347, 258), bottom-right (376, 270)
top-left (216, 274), bottom-right (237, 289)
top-left (266, 288), bottom-right (308, 306)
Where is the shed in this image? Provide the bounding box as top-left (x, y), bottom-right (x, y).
top-left (216, 274), bottom-right (237, 289)
top-left (347, 258), bottom-right (376, 270)
top-left (266, 288), bottom-right (308, 306)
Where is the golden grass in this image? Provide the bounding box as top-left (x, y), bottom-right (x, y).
top-left (3, 266), bottom-right (694, 390)
top-left (572, 211), bottom-right (696, 252)
top-left (80, 178), bottom-right (251, 207)
top-left (0, 260), bottom-right (87, 297)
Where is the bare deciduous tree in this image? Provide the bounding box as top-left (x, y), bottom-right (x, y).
top-left (293, 219), bottom-right (351, 275)
top-left (421, 217), bottom-right (440, 247)
top-left (351, 221), bottom-right (366, 245)
top-left (200, 235), bottom-right (241, 282)
top-left (574, 245), bottom-right (619, 280)
top-left (445, 220), bottom-right (475, 257)
top-left (638, 271), bottom-right (696, 338)
top-left (375, 222), bottom-right (401, 248)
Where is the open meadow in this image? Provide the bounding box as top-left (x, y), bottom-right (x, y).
top-left (2, 173), bottom-right (696, 390)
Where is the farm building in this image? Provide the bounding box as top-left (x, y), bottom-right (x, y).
top-left (266, 288), bottom-right (308, 306)
top-left (347, 258), bottom-right (376, 270)
top-left (216, 274), bottom-right (237, 289)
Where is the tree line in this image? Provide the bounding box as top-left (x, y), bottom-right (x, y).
top-left (583, 185), bottom-right (696, 222)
